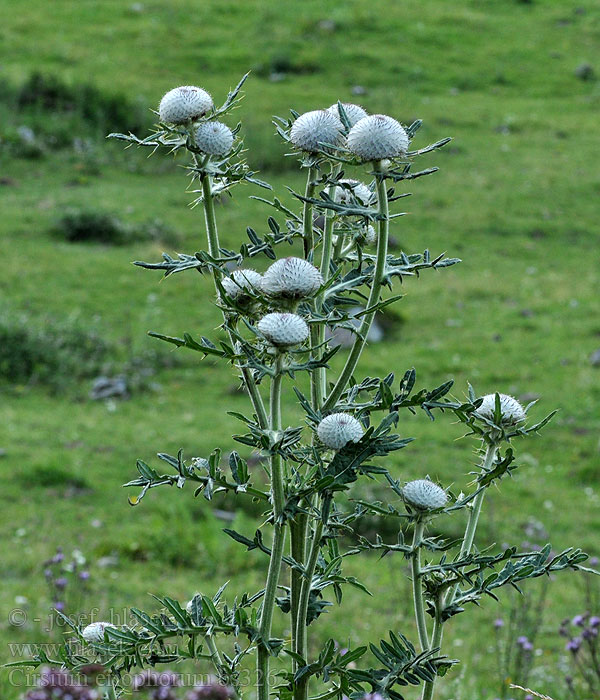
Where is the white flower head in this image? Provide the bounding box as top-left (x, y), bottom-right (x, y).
top-left (194, 121), bottom-right (234, 156)
top-left (333, 179), bottom-right (374, 206)
top-left (290, 110), bottom-right (345, 153)
top-left (221, 269), bottom-right (262, 301)
top-left (158, 86), bottom-right (213, 124)
top-left (82, 621), bottom-right (117, 643)
top-left (359, 224), bottom-right (377, 245)
top-left (403, 479), bottom-right (448, 511)
top-left (257, 313), bottom-right (309, 348)
top-left (317, 413), bottom-right (364, 450)
top-left (327, 102), bottom-right (368, 127)
top-left (477, 393), bottom-right (526, 426)
top-left (347, 114), bottom-right (409, 161)
top-left (261, 257), bottom-right (323, 299)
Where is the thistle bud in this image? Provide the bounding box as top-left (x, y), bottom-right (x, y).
top-left (317, 413), bottom-right (364, 450)
top-left (403, 479), bottom-right (448, 511)
top-left (158, 86), bottom-right (213, 124)
top-left (327, 102), bottom-right (368, 127)
top-left (82, 621), bottom-right (117, 643)
top-left (360, 224), bottom-right (377, 245)
top-left (221, 269), bottom-right (262, 301)
top-left (290, 110), bottom-right (345, 153)
top-left (194, 121), bottom-right (234, 156)
top-left (347, 114), bottom-right (409, 161)
top-left (333, 179), bottom-right (374, 206)
top-left (477, 393), bottom-right (526, 426)
top-left (261, 257), bottom-right (323, 299)
top-left (257, 313), bottom-right (309, 348)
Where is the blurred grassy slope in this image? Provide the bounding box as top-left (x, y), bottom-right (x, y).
top-left (0, 1), bottom-right (599, 698)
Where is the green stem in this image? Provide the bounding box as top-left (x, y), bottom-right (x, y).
top-left (421, 592), bottom-right (444, 700)
top-left (302, 166), bottom-right (318, 259)
top-left (257, 356), bottom-right (286, 700)
top-left (294, 514), bottom-right (324, 700)
top-left (290, 514), bottom-right (308, 672)
top-left (200, 173), bottom-right (269, 429)
top-left (314, 165), bottom-right (341, 403)
top-left (411, 519), bottom-right (429, 651)
top-left (322, 163), bottom-right (389, 411)
top-left (205, 634), bottom-right (223, 672)
top-left (421, 442), bottom-right (498, 700)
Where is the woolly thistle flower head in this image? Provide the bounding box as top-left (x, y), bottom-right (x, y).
top-left (333, 179), bottom-right (374, 206)
top-left (359, 224), bottom-right (377, 245)
top-left (477, 393), bottom-right (527, 426)
top-left (220, 269), bottom-right (262, 301)
top-left (317, 413), bottom-right (364, 450)
top-left (158, 86), bottom-right (213, 125)
top-left (81, 621), bottom-right (117, 643)
top-left (261, 257), bottom-right (323, 299)
top-left (257, 313), bottom-right (309, 348)
top-left (347, 114), bottom-right (409, 161)
top-left (327, 102), bottom-right (368, 128)
top-left (194, 121), bottom-right (234, 156)
top-left (403, 479), bottom-right (448, 511)
top-left (290, 110), bottom-right (345, 153)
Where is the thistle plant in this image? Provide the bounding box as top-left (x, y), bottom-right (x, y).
top-left (11, 75), bottom-right (598, 700)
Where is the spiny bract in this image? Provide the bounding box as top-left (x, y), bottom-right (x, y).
top-left (317, 413), bottom-right (364, 450)
top-left (477, 393), bottom-right (527, 426)
top-left (221, 269), bottom-right (262, 300)
top-left (333, 179), bottom-right (374, 206)
top-left (194, 121), bottom-right (234, 156)
top-left (290, 110), bottom-right (345, 153)
top-left (347, 114), bottom-right (409, 161)
top-left (327, 102), bottom-right (368, 128)
top-left (82, 621), bottom-right (117, 643)
top-left (257, 313), bottom-right (309, 347)
top-left (261, 257), bottom-right (323, 298)
top-left (403, 479), bottom-right (448, 511)
top-left (158, 86), bottom-right (213, 125)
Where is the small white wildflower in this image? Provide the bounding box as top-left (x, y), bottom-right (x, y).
top-left (477, 393), bottom-right (526, 426)
top-left (158, 86), bottom-right (213, 124)
top-left (403, 479), bottom-right (448, 511)
top-left (194, 121), bottom-right (234, 156)
top-left (362, 224), bottom-right (377, 244)
top-left (257, 313), bottom-right (309, 347)
top-left (261, 257), bottom-right (323, 298)
top-left (317, 413), bottom-right (364, 450)
top-left (327, 102), bottom-right (368, 127)
top-left (347, 114), bottom-right (409, 161)
top-left (333, 179), bottom-right (374, 206)
top-left (290, 110), bottom-right (345, 153)
top-left (82, 621), bottom-right (117, 643)
top-left (221, 269), bottom-right (262, 301)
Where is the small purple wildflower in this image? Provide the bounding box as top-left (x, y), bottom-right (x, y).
top-left (79, 570), bottom-right (90, 581)
top-left (517, 635), bottom-right (529, 646)
top-left (54, 601), bottom-right (65, 612)
top-left (572, 614), bottom-right (586, 627)
top-left (589, 615), bottom-right (600, 629)
top-left (54, 577), bottom-right (68, 590)
top-left (566, 637), bottom-right (582, 653)
top-left (494, 618), bottom-right (504, 629)
top-left (583, 626), bottom-right (598, 640)
top-left (590, 556), bottom-right (599, 567)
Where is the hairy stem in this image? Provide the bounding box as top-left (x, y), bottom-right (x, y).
top-left (290, 513), bottom-right (307, 672)
top-left (421, 442), bottom-right (498, 700)
top-left (322, 162), bottom-right (388, 411)
top-left (314, 164), bottom-right (341, 403)
top-left (257, 355), bottom-right (286, 700)
top-left (205, 634), bottom-right (223, 671)
top-left (411, 519), bottom-right (429, 651)
top-left (200, 173), bottom-right (269, 429)
top-left (294, 514), bottom-right (325, 700)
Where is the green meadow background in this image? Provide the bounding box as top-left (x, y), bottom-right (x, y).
top-left (1, 1), bottom-right (598, 698)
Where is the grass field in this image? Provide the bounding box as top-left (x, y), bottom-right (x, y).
top-left (1, 1), bottom-right (599, 698)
